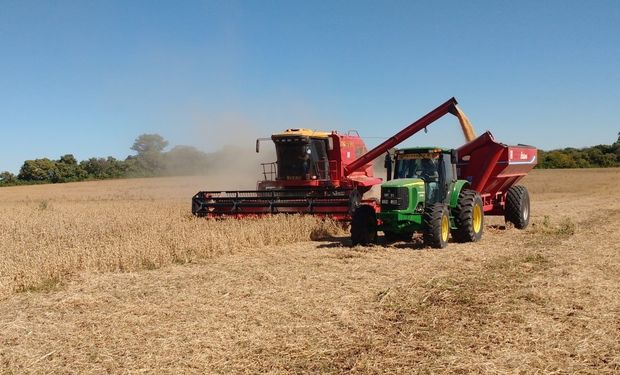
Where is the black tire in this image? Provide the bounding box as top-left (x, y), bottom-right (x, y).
top-left (451, 189), bottom-right (484, 242)
top-left (383, 231), bottom-right (413, 244)
top-left (505, 185), bottom-right (530, 229)
top-left (423, 203), bottom-right (450, 249)
top-left (350, 205), bottom-right (377, 246)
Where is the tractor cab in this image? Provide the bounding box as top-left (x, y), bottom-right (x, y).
top-left (387, 147), bottom-right (458, 204)
top-left (270, 129), bottom-right (331, 181)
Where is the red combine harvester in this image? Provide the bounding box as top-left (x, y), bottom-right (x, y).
top-left (192, 98), bottom-right (537, 231)
top-left (191, 127), bottom-right (382, 220)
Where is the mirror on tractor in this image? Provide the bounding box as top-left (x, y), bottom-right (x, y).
top-left (384, 152), bottom-right (393, 181)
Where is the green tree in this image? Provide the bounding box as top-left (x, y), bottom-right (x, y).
top-left (53, 154), bottom-right (85, 182)
top-left (544, 151), bottom-right (577, 168)
top-left (80, 157), bottom-right (126, 179)
top-left (18, 158), bottom-right (57, 181)
top-left (131, 134), bottom-right (169, 154)
top-left (0, 171), bottom-right (16, 184)
top-left (129, 134), bottom-right (169, 175)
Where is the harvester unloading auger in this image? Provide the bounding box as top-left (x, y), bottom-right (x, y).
top-left (192, 97), bottom-right (537, 248)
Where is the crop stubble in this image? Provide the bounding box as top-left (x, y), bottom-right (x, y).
top-left (0, 169), bottom-right (619, 374)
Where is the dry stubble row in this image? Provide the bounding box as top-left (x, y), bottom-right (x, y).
top-left (0, 200), bottom-right (343, 299)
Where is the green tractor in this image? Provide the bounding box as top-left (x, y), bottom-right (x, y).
top-left (351, 147), bottom-right (484, 248)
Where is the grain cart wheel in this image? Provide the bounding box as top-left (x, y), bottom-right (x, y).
top-left (451, 189), bottom-right (484, 242)
top-left (350, 205), bottom-right (377, 246)
top-left (423, 203), bottom-right (450, 249)
top-left (505, 185), bottom-right (530, 229)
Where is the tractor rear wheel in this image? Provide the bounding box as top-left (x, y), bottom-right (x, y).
top-left (350, 205), bottom-right (377, 246)
top-left (505, 185), bottom-right (530, 229)
top-left (423, 203), bottom-right (450, 249)
top-left (451, 189), bottom-right (484, 242)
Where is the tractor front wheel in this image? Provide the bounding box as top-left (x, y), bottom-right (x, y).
top-left (505, 185), bottom-right (530, 229)
top-left (350, 205), bottom-right (377, 246)
top-left (423, 203), bottom-right (450, 249)
top-left (451, 189), bottom-right (484, 242)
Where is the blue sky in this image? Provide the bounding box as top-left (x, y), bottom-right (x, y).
top-left (1, 0), bottom-right (619, 173)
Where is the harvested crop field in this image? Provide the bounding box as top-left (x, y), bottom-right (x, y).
top-left (1, 168), bottom-right (619, 374)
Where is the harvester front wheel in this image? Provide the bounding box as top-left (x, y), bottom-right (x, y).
top-left (451, 189), bottom-right (484, 242)
top-left (350, 205), bottom-right (377, 246)
top-left (505, 185), bottom-right (530, 229)
top-left (423, 203), bottom-right (450, 249)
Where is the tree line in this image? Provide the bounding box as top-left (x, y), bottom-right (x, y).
top-left (1, 133), bottom-right (619, 186)
top-left (536, 134), bottom-right (620, 168)
top-left (0, 134), bottom-right (215, 186)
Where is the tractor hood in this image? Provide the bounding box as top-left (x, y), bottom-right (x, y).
top-left (379, 178), bottom-right (426, 213)
top-left (381, 178), bottom-right (424, 188)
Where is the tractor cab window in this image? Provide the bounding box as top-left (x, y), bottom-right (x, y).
top-left (395, 159), bottom-right (416, 178)
top-left (434, 153), bottom-right (455, 203)
top-left (420, 159), bottom-right (439, 182)
top-left (394, 156), bottom-right (439, 182)
top-left (394, 153), bottom-right (443, 204)
top-left (439, 153), bottom-right (455, 185)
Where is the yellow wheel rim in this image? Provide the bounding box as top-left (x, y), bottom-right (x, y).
top-left (473, 204), bottom-right (482, 233)
top-left (441, 214), bottom-right (449, 242)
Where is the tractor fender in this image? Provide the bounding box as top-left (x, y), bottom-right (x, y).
top-left (449, 180), bottom-right (471, 208)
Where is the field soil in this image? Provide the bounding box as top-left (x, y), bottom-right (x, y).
top-left (1, 169), bottom-right (619, 374)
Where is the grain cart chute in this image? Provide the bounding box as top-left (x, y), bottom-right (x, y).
top-left (192, 97), bottom-right (480, 220)
top-left (350, 130), bottom-right (537, 247)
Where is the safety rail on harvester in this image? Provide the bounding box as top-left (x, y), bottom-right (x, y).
top-left (260, 160), bottom-right (340, 182)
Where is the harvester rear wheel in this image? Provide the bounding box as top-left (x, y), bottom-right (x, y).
top-left (505, 185), bottom-right (530, 229)
top-left (423, 203), bottom-right (450, 249)
top-left (350, 205), bottom-right (377, 246)
top-left (451, 189), bottom-right (484, 242)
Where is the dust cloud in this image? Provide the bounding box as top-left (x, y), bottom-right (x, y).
top-left (200, 145), bottom-right (275, 190)
top-left (169, 112), bottom-right (277, 190)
